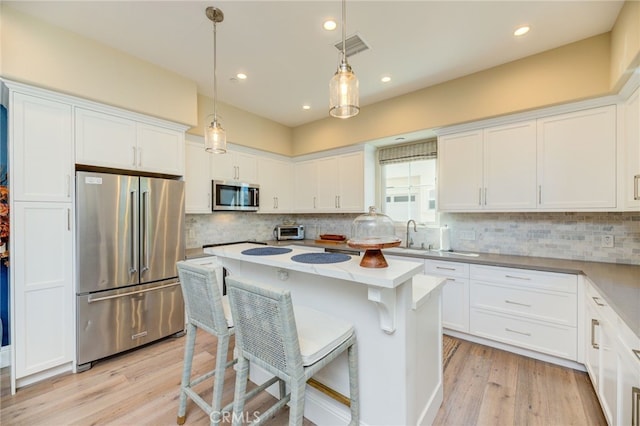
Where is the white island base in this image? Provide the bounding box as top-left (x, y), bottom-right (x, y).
top-left (206, 243), bottom-right (445, 426)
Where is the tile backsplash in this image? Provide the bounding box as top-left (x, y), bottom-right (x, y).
top-left (186, 211), bottom-right (640, 265)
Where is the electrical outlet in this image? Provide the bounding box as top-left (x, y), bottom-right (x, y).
top-left (601, 235), bottom-right (614, 248)
top-left (187, 229), bottom-right (196, 240)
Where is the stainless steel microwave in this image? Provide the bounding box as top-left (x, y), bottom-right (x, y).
top-left (212, 180), bottom-right (259, 211)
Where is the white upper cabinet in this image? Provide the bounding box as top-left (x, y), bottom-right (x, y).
top-left (622, 87), bottom-right (640, 210)
top-left (537, 105), bottom-right (616, 209)
top-left (439, 121), bottom-right (537, 211)
top-left (437, 130), bottom-right (484, 211)
top-left (75, 107), bottom-right (185, 176)
top-left (12, 92), bottom-right (74, 202)
top-left (211, 150), bottom-right (258, 183)
top-left (293, 160), bottom-right (318, 211)
top-left (184, 139), bottom-right (212, 214)
top-left (483, 121), bottom-right (537, 209)
top-left (294, 150), bottom-right (372, 213)
top-left (258, 157), bottom-right (293, 213)
top-left (438, 105), bottom-right (617, 212)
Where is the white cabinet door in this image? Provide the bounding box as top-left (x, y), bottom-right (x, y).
top-left (136, 124), bottom-right (184, 175)
top-left (316, 156), bottom-right (340, 211)
top-left (437, 130), bottom-right (483, 211)
top-left (13, 202), bottom-right (73, 379)
top-left (75, 107), bottom-right (137, 170)
top-left (12, 92), bottom-right (73, 202)
top-left (294, 160), bottom-right (318, 212)
top-left (211, 151), bottom-right (258, 182)
top-left (617, 344), bottom-right (640, 426)
top-left (337, 151), bottom-right (365, 212)
top-left (537, 106), bottom-right (616, 209)
top-left (483, 121), bottom-right (537, 209)
top-left (184, 139), bottom-right (212, 214)
top-left (623, 87), bottom-right (640, 210)
top-left (584, 296), bottom-right (602, 388)
top-left (600, 313), bottom-right (618, 425)
top-left (258, 157), bottom-right (293, 213)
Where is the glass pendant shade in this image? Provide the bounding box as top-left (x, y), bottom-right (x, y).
top-left (205, 118), bottom-right (226, 153)
top-left (330, 62), bottom-right (360, 119)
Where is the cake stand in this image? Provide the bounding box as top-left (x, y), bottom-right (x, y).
top-left (347, 239), bottom-right (401, 268)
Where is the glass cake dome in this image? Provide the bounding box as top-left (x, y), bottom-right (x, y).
top-left (348, 206), bottom-right (400, 268)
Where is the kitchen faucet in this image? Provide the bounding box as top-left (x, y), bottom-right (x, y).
top-left (406, 219), bottom-right (417, 248)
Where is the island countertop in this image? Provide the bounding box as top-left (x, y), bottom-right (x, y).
top-left (204, 242), bottom-right (424, 289)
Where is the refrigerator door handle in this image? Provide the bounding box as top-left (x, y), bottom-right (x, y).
top-left (87, 282), bottom-right (181, 303)
top-left (141, 190), bottom-right (150, 273)
top-left (130, 190), bottom-right (138, 274)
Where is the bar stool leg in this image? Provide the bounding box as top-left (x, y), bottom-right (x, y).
top-left (231, 356), bottom-right (250, 426)
top-left (288, 375), bottom-right (306, 426)
top-left (177, 323), bottom-right (197, 425)
top-left (210, 334), bottom-right (230, 426)
top-left (348, 341), bottom-right (360, 426)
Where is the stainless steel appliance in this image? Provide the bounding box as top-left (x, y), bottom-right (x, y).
top-left (75, 171), bottom-right (185, 370)
top-left (274, 224), bottom-right (305, 241)
top-left (212, 180), bottom-right (259, 211)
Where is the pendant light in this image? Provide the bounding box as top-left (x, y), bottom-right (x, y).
top-left (205, 6), bottom-right (226, 154)
top-left (329, 0), bottom-right (359, 119)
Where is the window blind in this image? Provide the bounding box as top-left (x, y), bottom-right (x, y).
top-left (378, 138), bottom-right (437, 165)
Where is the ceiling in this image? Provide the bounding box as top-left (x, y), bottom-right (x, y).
top-left (5, 1), bottom-right (624, 128)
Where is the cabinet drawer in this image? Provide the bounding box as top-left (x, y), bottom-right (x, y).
top-left (470, 309), bottom-right (577, 360)
top-left (470, 281), bottom-right (577, 326)
top-left (425, 260), bottom-right (469, 279)
top-left (470, 264), bottom-right (577, 293)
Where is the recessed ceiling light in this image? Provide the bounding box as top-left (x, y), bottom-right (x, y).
top-left (381, 76), bottom-right (391, 83)
top-left (302, 105), bottom-right (311, 110)
top-left (323, 20), bottom-right (337, 31)
top-left (236, 73), bottom-right (247, 80)
top-left (514, 25), bottom-right (530, 37)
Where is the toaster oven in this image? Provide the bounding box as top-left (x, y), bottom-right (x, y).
top-left (274, 224), bottom-right (305, 241)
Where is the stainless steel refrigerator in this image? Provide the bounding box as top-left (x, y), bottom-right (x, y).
top-left (75, 171), bottom-right (185, 370)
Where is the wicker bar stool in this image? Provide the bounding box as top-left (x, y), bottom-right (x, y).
top-left (226, 275), bottom-right (360, 426)
top-left (176, 260), bottom-right (235, 425)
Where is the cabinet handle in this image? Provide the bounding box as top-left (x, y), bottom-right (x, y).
top-left (478, 188), bottom-right (482, 205)
top-left (592, 296), bottom-right (605, 306)
top-left (505, 327), bottom-right (531, 337)
top-left (313, 196), bottom-right (316, 209)
top-left (632, 387), bottom-right (639, 426)
top-left (591, 318), bottom-right (600, 349)
top-left (505, 299), bottom-right (531, 307)
top-left (337, 195), bottom-right (341, 208)
top-left (505, 274), bottom-right (531, 280)
top-left (207, 192), bottom-right (211, 208)
top-left (66, 174), bottom-right (71, 198)
top-left (484, 188), bottom-right (487, 206)
top-left (132, 147), bottom-right (137, 166)
top-left (538, 185), bottom-right (542, 204)
top-left (67, 208), bottom-right (71, 231)
top-left (436, 266), bottom-right (456, 271)
top-left (138, 147), bottom-right (143, 167)
top-left (633, 349), bottom-right (640, 361)
top-left (634, 175), bottom-right (640, 201)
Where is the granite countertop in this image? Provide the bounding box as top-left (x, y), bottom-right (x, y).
top-left (187, 239), bottom-right (640, 339)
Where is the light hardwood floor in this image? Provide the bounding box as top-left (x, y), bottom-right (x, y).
top-left (0, 332), bottom-right (605, 425)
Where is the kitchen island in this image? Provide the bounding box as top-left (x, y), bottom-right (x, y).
top-left (205, 243), bottom-right (446, 426)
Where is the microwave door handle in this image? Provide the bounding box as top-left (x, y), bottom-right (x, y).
top-left (254, 188), bottom-right (259, 207)
top-left (130, 190), bottom-right (138, 274)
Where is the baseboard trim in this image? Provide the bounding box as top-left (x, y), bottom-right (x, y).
top-left (444, 329), bottom-right (586, 371)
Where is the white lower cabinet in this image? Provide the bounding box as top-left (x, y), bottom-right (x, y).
top-left (469, 264), bottom-right (578, 360)
top-left (425, 260), bottom-right (469, 332)
top-left (12, 202), bottom-right (73, 385)
top-left (585, 280), bottom-right (640, 426)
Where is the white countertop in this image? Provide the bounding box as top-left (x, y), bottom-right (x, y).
top-left (205, 243), bottom-right (424, 289)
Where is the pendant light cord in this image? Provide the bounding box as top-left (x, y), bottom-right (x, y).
top-left (212, 17), bottom-right (218, 121)
top-left (341, 0), bottom-right (347, 65)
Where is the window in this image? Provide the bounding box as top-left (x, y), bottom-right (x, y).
top-left (379, 139), bottom-right (437, 224)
